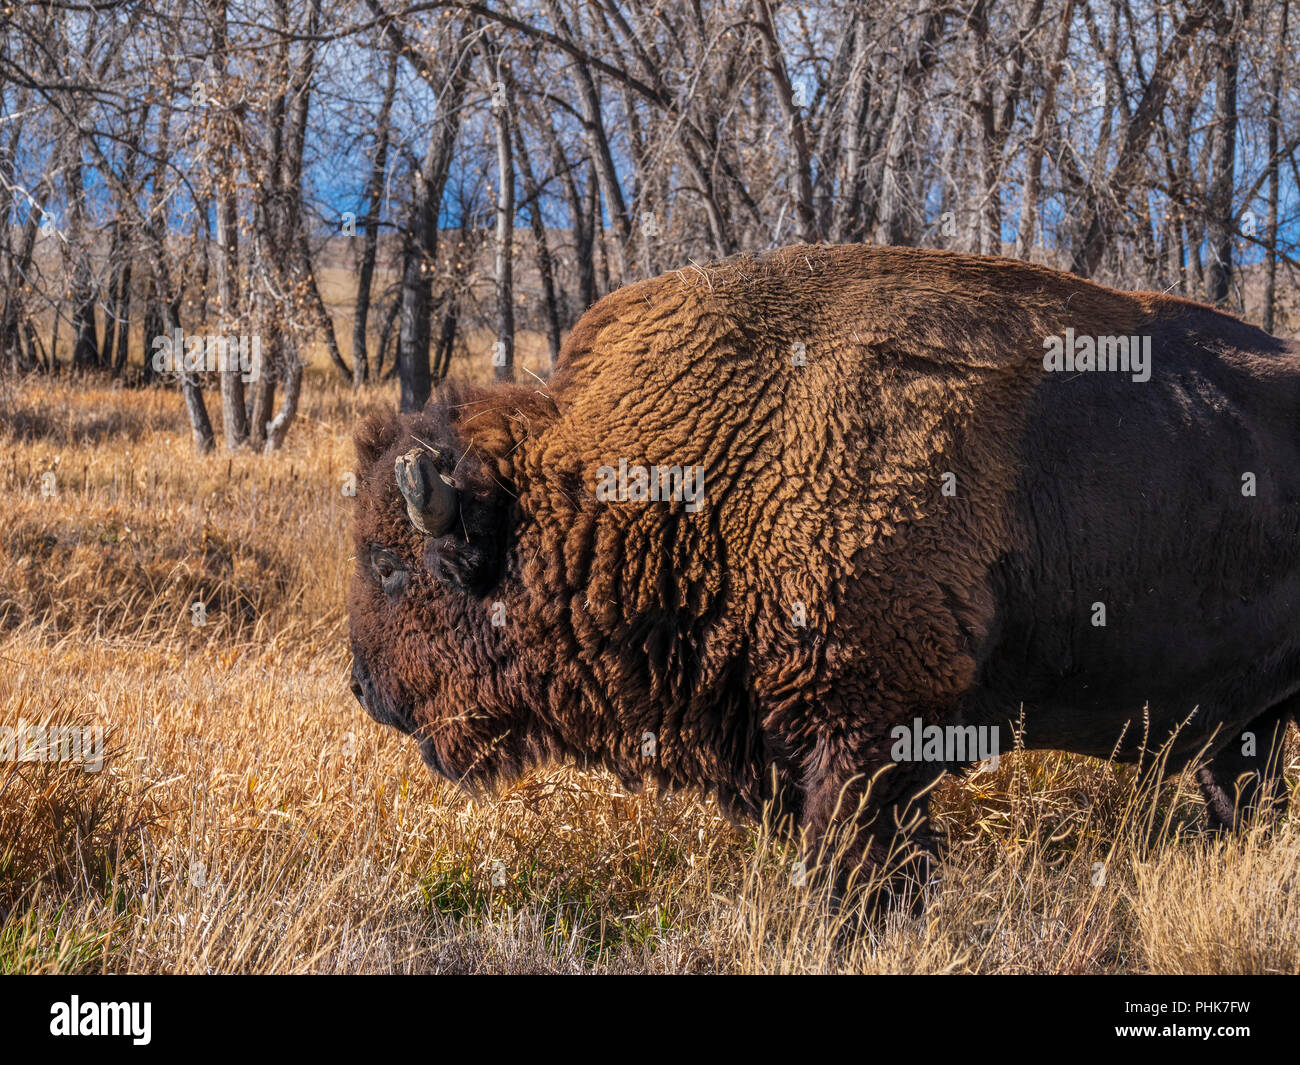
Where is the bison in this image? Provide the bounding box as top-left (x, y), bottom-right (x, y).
top-left (348, 243), bottom-right (1298, 900)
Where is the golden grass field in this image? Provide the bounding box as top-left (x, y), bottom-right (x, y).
top-left (2, 363), bottom-right (1298, 974)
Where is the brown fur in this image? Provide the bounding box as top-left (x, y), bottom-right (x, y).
top-left (348, 244), bottom-right (1299, 895)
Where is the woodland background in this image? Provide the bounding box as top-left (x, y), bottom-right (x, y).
top-left (2, 0), bottom-right (1297, 447)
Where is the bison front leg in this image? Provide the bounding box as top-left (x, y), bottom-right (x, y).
top-left (799, 736), bottom-right (946, 913)
top-left (1196, 701), bottom-right (1295, 831)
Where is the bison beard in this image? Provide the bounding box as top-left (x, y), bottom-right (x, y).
top-left (347, 243), bottom-right (1300, 909)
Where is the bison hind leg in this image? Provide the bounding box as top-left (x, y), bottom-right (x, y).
top-left (1196, 700), bottom-right (1295, 831)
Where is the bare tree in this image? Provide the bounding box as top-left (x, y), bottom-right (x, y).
top-left (486, 40), bottom-right (516, 383)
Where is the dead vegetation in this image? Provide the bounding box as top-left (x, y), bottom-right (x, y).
top-left (1, 375), bottom-right (1296, 974)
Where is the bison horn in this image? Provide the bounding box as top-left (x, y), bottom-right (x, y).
top-left (394, 448), bottom-right (458, 536)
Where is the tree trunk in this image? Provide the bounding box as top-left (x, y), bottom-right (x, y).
top-left (352, 48), bottom-right (398, 388)
top-left (112, 262), bottom-right (131, 374)
top-left (1016, 0), bottom-right (1074, 259)
top-left (491, 68), bottom-right (515, 383)
top-left (753, 0), bottom-right (819, 244)
top-left (396, 34), bottom-right (470, 412)
top-left (298, 228), bottom-right (352, 380)
top-left (265, 351), bottom-right (302, 452)
top-left (1070, 2), bottom-right (1211, 277)
top-left (166, 293), bottom-right (215, 453)
top-left (1206, 1), bottom-right (1247, 306)
top-left (1264, 0), bottom-right (1287, 331)
top-left (875, 4), bottom-right (945, 246)
top-left (513, 117), bottom-right (562, 370)
top-left (210, 0), bottom-right (248, 448)
top-left (543, 0), bottom-right (630, 278)
top-left (432, 296), bottom-right (458, 384)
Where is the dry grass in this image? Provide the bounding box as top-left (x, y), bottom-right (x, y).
top-left (0, 371), bottom-right (1296, 974)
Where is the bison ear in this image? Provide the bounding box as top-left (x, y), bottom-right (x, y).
top-left (425, 535), bottom-right (498, 594)
top-left (422, 454), bottom-right (514, 595)
top-left (354, 411), bottom-right (400, 471)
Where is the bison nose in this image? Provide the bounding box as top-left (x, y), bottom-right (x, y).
top-left (349, 657), bottom-right (370, 709)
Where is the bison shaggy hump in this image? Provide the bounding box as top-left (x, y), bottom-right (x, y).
top-left (348, 243), bottom-right (1300, 898)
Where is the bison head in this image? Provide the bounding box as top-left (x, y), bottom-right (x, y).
top-left (346, 391), bottom-right (554, 785)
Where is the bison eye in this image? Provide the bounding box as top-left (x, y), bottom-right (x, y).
top-left (370, 548), bottom-right (409, 597)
